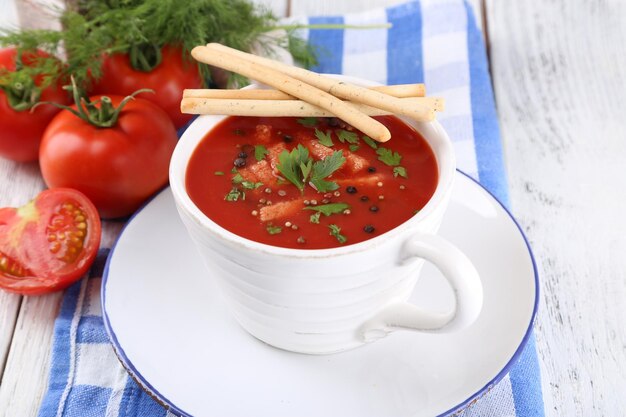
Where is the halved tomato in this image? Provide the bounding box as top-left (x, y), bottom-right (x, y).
top-left (0, 188), bottom-right (101, 295)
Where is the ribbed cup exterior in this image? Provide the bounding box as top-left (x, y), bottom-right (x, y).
top-left (174, 191), bottom-right (449, 354)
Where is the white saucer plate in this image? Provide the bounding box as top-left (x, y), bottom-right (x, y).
top-left (102, 171), bottom-right (538, 417)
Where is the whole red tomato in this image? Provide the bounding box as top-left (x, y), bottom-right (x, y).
top-left (0, 48), bottom-right (70, 162)
top-left (0, 188), bottom-right (101, 295)
top-left (92, 45), bottom-right (202, 129)
top-left (39, 94), bottom-right (177, 218)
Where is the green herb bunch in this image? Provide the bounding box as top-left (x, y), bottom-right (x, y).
top-left (0, 0), bottom-right (317, 90)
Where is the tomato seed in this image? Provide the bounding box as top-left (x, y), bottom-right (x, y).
top-left (49, 242), bottom-right (61, 253)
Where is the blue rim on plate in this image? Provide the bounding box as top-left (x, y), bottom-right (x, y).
top-left (101, 169), bottom-right (539, 417)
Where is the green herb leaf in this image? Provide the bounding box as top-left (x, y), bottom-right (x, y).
top-left (349, 144), bottom-right (360, 153)
top-left (310, 212), bottom-right (321, 224)
top-left (231, 167), bottom-right (238, 174)
top-left (362, 135), bottom-right (378, 149)
top-left (277, 146), bottom-right (345, 193)
top-left (377, 147), bottom-right (402, 166)
top-left (304, 203), bottom-right (350, 216)
top-left (314, 128), bottom-right (334, 147)
top-left (214, 171), bottom-right (225, 176)
top-left (225, 187), bottom-right (243, 202)
top-left (328, 224), bottom-right (347, 244)
top-left (309, 151), bottom-right (346, 192)
top-left (254, 145), bottom-right (268, 161)
top-left (277, 144), bottom-right (310, 192)
top-left (266, 224), bottom-right (282, 235)
top-left (232, 173), bottom-right (244, 184)
top-left (297, 117), bottom-right (318, 127)
top-left (241, 181), bottom-right (264, 190)
top-left (337, 129), bottom-right (359, 144)
top-left (300, 159), bottom-right (313, 183)
top-left (393, 166), bottom-right (408, 178)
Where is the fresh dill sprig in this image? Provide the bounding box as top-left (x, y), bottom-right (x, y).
top-left (0, 0), bottom-right (318, 90)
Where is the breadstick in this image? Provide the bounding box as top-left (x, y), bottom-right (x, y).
top-left (181, 97), bottom-right (443, 117)
top-left (182, 83), bottom-right (426, 100)
top-left (191, 45), bottom-right (392, 142)
top-left (203, 43), bottom-right (434, 122)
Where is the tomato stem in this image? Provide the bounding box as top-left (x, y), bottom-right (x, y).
top-left (0, 72), bottom-right (42, 112)
top-left (33, 76), bottom-right (153, 128)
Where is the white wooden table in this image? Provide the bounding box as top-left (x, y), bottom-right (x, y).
top-left (1, 1), bottom-right (626, 416)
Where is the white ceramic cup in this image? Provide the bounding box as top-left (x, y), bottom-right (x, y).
top-left (169, 75), bottom-right (483, 354)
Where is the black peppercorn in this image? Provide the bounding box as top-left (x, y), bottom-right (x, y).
top-left (369, 205), bottom-right (379, 213)
top-left (234, 158), bottom-right (246, 168)
top-left (360, 196), bottom-right (369, 202)
top-left (238, 152), bottom-right (248, 159)
top-left (346, 186), bottom-right (357, 194)
top-left (367, 166), bottom-right (377, 173)
top-left (283, 134), bottom-right (293, 143)
top-left (327, 118), bottom-right (340, 127)
top-left (363, 225), bottom-right (375, 233)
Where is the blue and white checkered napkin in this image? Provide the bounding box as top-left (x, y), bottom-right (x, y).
top-left (38, 1), bottom-right (545, 416)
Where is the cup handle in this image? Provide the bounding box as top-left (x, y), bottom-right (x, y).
top-left (359, 232), bottom-right (483, 342)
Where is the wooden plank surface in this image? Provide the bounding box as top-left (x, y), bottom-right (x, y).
top-left (486, 0), bottom-right (626, 415)
top-left (0, 293), bottom-right (62, 417)
top-left (0, 160), bottom-right (46, 381)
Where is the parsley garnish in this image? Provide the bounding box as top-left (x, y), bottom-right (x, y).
top-left (310, 212), bottom-right (321, 224)
top-left (297, 117), bottom-right (318, 127)
top-left (309, 151), bottom-right (346, 192)
top-left (241, 181), bottom-right (264, 190)
top-left (231, 172), bottom-right (263, 189)
top-left (266, 224), bottom-right (282, 235)
top-left (225, 187), bottom-right (244, 202)
top-left (376, 147), bottom-right (402, 166)
top-left (328, 224), bottom-right (347, 244)
top-left (277, 145), bottom-right (311, 192)
top-left (337, 129), bottom-right (359, 144)
top-left (393, 166), bottom-right (408, 178)
top-left (349, 144), bottom-right (360, 153)
top-left (232, 173), bottom-right (244, 183)
top-left (362, 135), bottom-right (378, 149)
top-left (254, 145), bottom-right (268, 161)
top-left (304, 203), bottom-right (350, 216)
top-left (314, 129), bottom-right (334, 147)
top-left (277, 145), bottom-right (345, 193)
top-left (231, 167), bottom-right (238, 174)
top-left (214, 171), bottom-right (225, 176)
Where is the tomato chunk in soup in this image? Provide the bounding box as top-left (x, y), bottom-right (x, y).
top-left (186, 116), bottom-right (438, 249)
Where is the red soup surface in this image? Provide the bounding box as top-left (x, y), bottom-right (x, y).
top-left (186, 115), bottom-right (438, 249)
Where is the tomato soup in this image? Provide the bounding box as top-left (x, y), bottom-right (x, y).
top-left (186, 116), bottom-right (438, 249)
